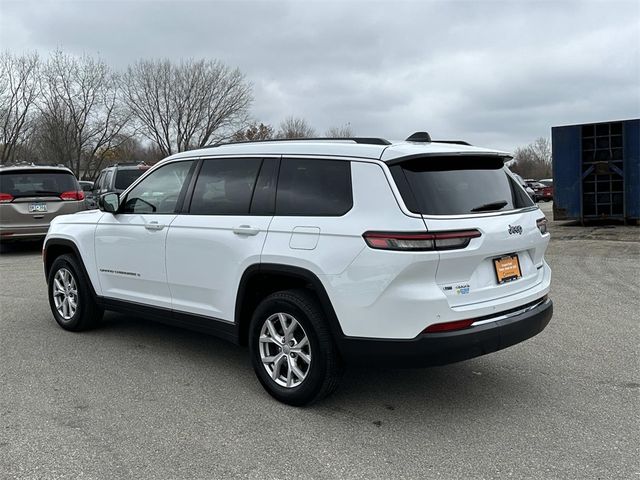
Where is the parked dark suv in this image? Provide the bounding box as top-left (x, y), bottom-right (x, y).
top-left (93, 162), bottom-right (150, 197)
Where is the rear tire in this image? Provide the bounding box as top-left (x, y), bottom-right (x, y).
top-left (47, 254), bottom-right (103, 331)
top-left (249, 289), bottom-right (343, 406)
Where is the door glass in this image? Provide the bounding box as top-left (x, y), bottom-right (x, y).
top-left (276, 159), bottom-right (353, 216)
top-left (94, 173), bottom-right (103, 191)
top-left (189, 158), bottom-right (263, 215)
top-left (104, 171), bottom-right (114, 191)
top-left (122, 161), bottom-right (194, 214)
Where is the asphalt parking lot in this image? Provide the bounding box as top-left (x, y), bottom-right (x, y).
top-left (1, 201), bottom-right (638, 480)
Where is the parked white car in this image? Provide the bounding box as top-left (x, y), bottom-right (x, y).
top-left (43, 133), bottom-right (552, 405)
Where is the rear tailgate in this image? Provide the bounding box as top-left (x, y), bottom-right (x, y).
top-left (0, 196), bottom-right (80, 228)
top-left (426, 210), bottom-right (548, 307)
top-left (389, 154), bottom-right (548, 308)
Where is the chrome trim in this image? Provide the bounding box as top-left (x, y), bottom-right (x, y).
top-left (470, 298), bottom-right (548, 327)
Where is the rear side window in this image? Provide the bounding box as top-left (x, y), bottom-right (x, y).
top-left (189, 158), bottom-right (263, 215)
top-left (115, 169), bottom-right (146, 190)
top-left (276, 159), bottom-right (352, 216)
top-left (390, 156), bottom-right (533, 215)
top-left (0, 170), bottom-right (77, 197)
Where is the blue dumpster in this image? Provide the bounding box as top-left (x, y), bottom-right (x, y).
top-left (552, 119), bottom-right (640, 223)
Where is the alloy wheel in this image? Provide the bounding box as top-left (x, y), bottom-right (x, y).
top-left (52, 268), bottom-right (78, 320)
top-left (259, 312), bottom-right (312, 388)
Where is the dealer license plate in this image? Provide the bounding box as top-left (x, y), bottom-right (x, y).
top-left (493, 254), bottom-right (522, 284)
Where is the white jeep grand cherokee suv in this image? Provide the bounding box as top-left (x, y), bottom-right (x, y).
top-left (43, 133), bottom-right (552, 405)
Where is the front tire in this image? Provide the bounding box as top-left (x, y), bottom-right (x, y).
top-left (249, 289), bottom-right (343, 406)
top-left (47, 254), bottom-right (103, 331)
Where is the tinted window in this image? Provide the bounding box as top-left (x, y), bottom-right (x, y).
top-left (190, 158), bottom-right (262, 215)
top-left (94, 173), bottom-right (104, 190)
top-left (0, 171), bottom-right (77, 197)
top-left (122, 161), bottom-right (194, 214)
top-left (104, 171), bottom-right (114, 190)
top-left (250, 158), bottom-right (279, 215)
top-left (115, 168), bottom-right (146, 190)
top-left (276, 159), bottom-right (352, 216)
top-left (390, 156), bottom-right (533, 215)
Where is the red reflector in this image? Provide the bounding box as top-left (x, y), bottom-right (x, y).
top-left (0, 193), bottom-right (14, 203)
top-left (60, 190), bottom-right (85, 201)
top-left (423, 319), bottom-right (475, 333)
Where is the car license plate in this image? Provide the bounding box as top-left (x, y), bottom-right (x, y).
top-left (29, 202), bottom-right (47, 213)
top-left (493, 254), bottom-right (521, 284)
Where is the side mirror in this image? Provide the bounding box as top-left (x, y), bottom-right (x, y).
top-left (99, 192), bottom-right (120, 213)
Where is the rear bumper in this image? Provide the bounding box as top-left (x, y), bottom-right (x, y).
top-left (0, 225), bottom-right (49, 240)
top-left (338, 297), bottom-right (553, 367)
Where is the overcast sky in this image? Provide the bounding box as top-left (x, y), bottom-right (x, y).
top-left (1, 0), bottom-right (638, 151)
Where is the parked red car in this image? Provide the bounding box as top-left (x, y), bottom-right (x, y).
top-left (526, 180), bottom-right (553, 202)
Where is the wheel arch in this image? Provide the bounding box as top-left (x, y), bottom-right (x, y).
top-left (43, 238), bottom-right (98, 298)
top-left (235, 263), bottom-right (345, 348)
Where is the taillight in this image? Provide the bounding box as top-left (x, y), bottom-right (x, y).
top-left (60, 190), bottom-right (85, 201)
top-left (423, 319), bottom-right (475, 333)
top-left (536, 217), bottom-right (548, 235)
top-left (363, 230), bottom-right (481, 251)
top-left (0, 193), bottom-right (14, 203)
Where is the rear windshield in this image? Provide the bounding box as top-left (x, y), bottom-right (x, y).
top-left (114, 169), bottom-right (146, 190)
top-left (0, 170), bottom-right (77, 197)
top-left (390, 156), bottom-right (533, 215)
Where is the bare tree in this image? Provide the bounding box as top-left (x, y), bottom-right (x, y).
top-left (277, 116), bottom-right (316, 139)
top-left (0, 51), bottom-right (40, 164)
top-left (37, 50), bottom-right (129, 177)
top-left (511, 137), bottom-right (553, 179)
top-left (122, 59), bottom-right (253, 157)
top-left (325, 123), bottom-right (353, 138)
top-left (232, 122), bottom-right (274, 142)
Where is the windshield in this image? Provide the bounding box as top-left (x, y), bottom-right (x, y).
top-left (0, 170), bottom-right (78, 197)
top-left (390, 156), bottom-right (534, 215)
top-left (114, 169), bottom-right (146, 190)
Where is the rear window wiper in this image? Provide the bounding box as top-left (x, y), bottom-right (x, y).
top-left (470, 200), bottom-right (508, 212)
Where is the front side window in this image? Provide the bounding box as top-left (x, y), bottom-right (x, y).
top-left (122, 160), bottom-right (194, 214)
top-left (104, 171), bottom-right (114, 190)
top-left (276, 158), bottom-right (352, 216)
top-left (94, 173), bottom-right (104, 190)
top-left (189, 158), bottom-right (263, 215)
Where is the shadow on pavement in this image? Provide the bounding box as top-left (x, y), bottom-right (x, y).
top-left (0, 239), bottom-right (44, 255)
top-left (97, 311), bottom-right (539, 418)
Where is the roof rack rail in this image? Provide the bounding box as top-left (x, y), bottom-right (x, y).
top-left (433, 140), bottom-right (472, 146)
top-left (207, 137), bottom-right (391, 148)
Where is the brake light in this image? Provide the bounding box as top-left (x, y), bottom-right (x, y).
top-left (423, 319), bottom-right (475, 333)
top-left (363, 230), bottom-right (481, 251)
top-left (60, 190), bottom-right (85, 201)
top-left (0, 193), bottom-right (13, 203)
top-left (536, 217), bottom-right (548, 235)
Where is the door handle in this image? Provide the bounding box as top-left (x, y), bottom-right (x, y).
top-left (233, 225), bottom-right (260, 236)
top-left (144, 221), bottom-right (165, 231)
